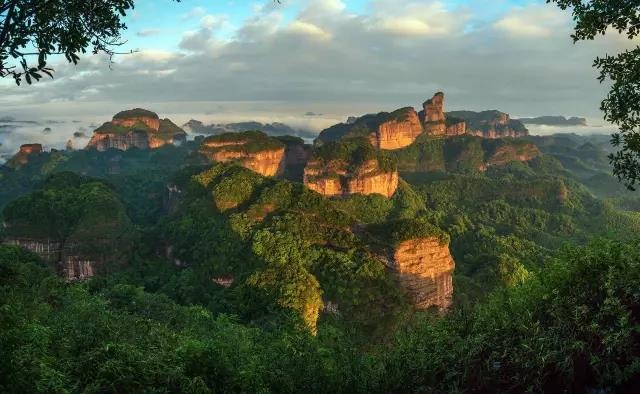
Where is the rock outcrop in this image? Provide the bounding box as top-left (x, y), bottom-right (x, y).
top-left (304, 139), bottom-right (399, 198)
top-left (5, 144), bottom-right (44, 167)
top-left (87, 109), bottom-right (187, 151)
top-left (423, 92), bottom-right (447, 135)
top-left (3, 238), bottom-right (99, 281)
top-left (369, 108), bottom-right (424, 150)
top-left (485, 141), bottom-right (541, 167)
top-left (199, 131), bottom-right (286, 177)
top-left (390, 237), bottom-right (455, 310)
top-left (447, 110), bottom-right (528, 139)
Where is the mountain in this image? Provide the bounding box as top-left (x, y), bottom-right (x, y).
top-left (1, 103), bottom-right (639, 392)
top-left (316, 92), bottom-right (528, 147)
top-left (446, 110), bottom-right (528, 138)
top-left (87, 108), bottom-right (187, 151)
top-left (518, 115), bottom-right (588, 126)
top-left (183, 119), bottom-right (316, 139)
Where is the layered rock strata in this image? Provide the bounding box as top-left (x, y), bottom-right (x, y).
top-left (199, 131), bottom-right (286, 177)
top-left (87, 109), bottom-right (187, 151)
top-left (389, 237), bottom-right (455, 310)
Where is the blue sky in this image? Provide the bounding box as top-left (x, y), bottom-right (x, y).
top-left (123, 0), bottom-right (541, 51)
top-left (1, 0), bottom-right (632, 136)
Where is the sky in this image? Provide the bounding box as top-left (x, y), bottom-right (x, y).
top-left (0, 0), bottom-right (636, 155)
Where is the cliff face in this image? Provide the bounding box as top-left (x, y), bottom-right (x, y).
top-left (486, 143), bottom-right (541, 166)
top-left (347, 160), bottom-right (399, 198)
top-left (447, 110), bottom-right (528, 139)
top-left (423, 92), bottom-right (447, 135)
top-left (369, 108), bottom-right (424, 150)
top-left (87, 130), bottom-right (149, 151)
top-left (6, 144), bottom-right (44, 167)
top-left (199, 131), bottom-right (286, 177)
top-left (209, 147), bottom-right (286, 177)
top-left (3, 238), bottom-right (99, 281)
top-left (87, 109), bottom-right (187, 151)
top-left (390, 237), bottom-right (455, 310)
top-left (304, 159), bottom-right (399, 198)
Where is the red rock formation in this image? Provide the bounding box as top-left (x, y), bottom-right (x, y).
top-left (390, 237), bottom-right (455, 310)
top-left (304, 159), bottom-right (399, 198)
top-left (112, 116), bottom-right (160, 131)
top-left (212, 148), bottom-right (285, 177)
top-left (87, 109), bottom-right (187, 151)
top-left (486, 143), bottom-right (540, 167)
top-left (347, 160), bottom-right (399, 198)
top-left (423, 92), bottom-right (447, 135)
top-left (370, 108), bottom-right (424, 150)
top-left (199, 133), bottom-right (286, 177)
top-left (446, 120), bottom-right (466, 136)
top-left (19, 144), bottom-right (43, 155)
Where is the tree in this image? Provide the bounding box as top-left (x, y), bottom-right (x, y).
top-left (548, 1), bottom-right (640, 189)
top-left (0, 0), bottom-right (180, 85)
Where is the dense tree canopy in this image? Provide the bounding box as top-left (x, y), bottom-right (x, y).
top-left (548, 0), bottom-right (640, 189)
top-left (0, 0), bottom-right (179, 85)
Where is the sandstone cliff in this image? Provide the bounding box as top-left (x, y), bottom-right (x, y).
top-left (199, 131), bottom-right (286, 177)
top-left (6, 144), bottom-right (44, 167)
top-left (369, 108), bottom-right (423, 150)
top-left (304, 138), bottom-right (399, 198)
top-left (3, 238), bottom-right (100, 281)
top-left (485, 141), bottom-right (541, 167)
top-left (391, 237), bottom-right (455, 310)
top-left (423, 92), bottom-right (447, 135)
top-left (447, 110), bottom-right (528, 139)
top-left (87, 109), bottom-right (187, 151)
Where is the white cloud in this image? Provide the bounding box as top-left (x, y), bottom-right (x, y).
top-left (493, 5), bottom-right (569, 38)
top-left (1, 0), bottom-right (626, 129)
top-left (288, 21), bottom-right (332, 41)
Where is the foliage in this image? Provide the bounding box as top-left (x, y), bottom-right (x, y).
top-left (548, 0), bottom-right (640, 189)
top-left (0, 0), bottom-right (180, 85)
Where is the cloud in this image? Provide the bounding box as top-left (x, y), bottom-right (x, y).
top-left (493, 5), bottom-right (569, 38)
top-left (182, 6), bottom-right (207, 21)
top-left (288, 21), bottom-right (332, 41)
top-left (136, 29), bottom-right (162, 37)
top-left (1, 0), bottom-right (630, 129)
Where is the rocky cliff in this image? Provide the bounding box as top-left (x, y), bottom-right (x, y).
top-left (87, 109), bottom-right (187, 151)
top-left (447, 110), bottom-right (528, 138)
top-left (369, 108), bottom-right (424, 150)
top-left (3, 238), bottom-right (100, 281)
top-left (422, 92), bottom-right (447, 135)
top-left (199, 131), bottom-right (286, 177)
top-left (5, 144), bottom-right (44, 167)
top-left (304, 138), bottom-right (399, 198)
top-left (485, 141), bottom-right (541, 167)
top-left (390, 237), bottom-right (455, 310)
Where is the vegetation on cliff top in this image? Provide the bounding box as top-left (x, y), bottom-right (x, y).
top-left (200, 130), bottom-right (285, 154)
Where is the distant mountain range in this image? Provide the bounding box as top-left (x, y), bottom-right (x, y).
top-left (517, 116), bottom-right (587, 126)
top-left (182, 120), bottom-right (317, 139)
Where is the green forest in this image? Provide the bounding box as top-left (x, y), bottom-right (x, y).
top-left (0, 131), bottom-right (639, 392)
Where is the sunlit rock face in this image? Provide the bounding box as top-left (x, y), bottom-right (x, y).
top-left (445, 119), bottom-right (467, 136)
top-left (423, 92), bottom-right (447, 136)
top-left (369, 108), bottom-right (424, 150)
top-left (87, 109), bottom-right (187, 151)
top-left (390, 237), bottom-right (455, 311)
top-left (199, 131), bottom-right (286, 177)
top-left (347, 160), bottom-right (399, 198)
top-left (486, 143), bottom-right (541, 167)
top-left (5, 144), bottom-right (44, 167)
top-left (112, 108), bottom-right (160, 131)
top-left (447, 110), bottom-right (529, 139)
top-left (304, 159), bottom-right (399, 198)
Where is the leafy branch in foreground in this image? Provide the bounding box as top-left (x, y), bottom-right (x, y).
top-left (548, 0), bottom-right (640, 189)
top-left (0, 0), bottom-right (180, 85)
